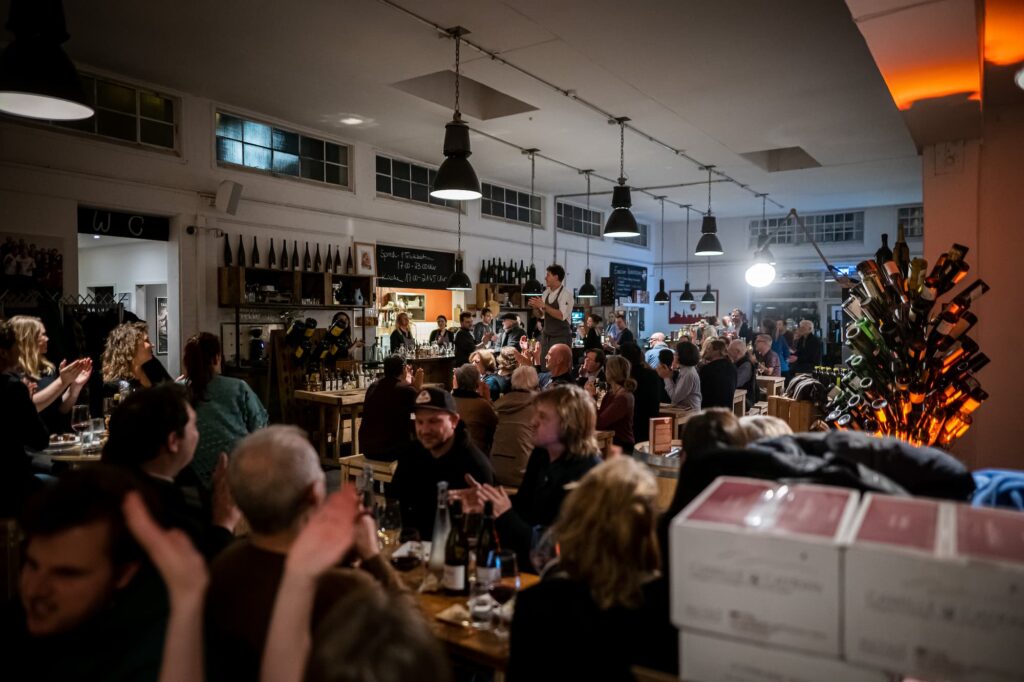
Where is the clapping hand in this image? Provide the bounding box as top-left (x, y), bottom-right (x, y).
top-left (123, 491), bottom-right (208, 601)
top-left (284, 486), bottom-right (361, 579)
top-left (451, 474), bottom-right (512, 517)
top-left (58, 358), bottom-right (86, 387)
top-left (211, 453), bottom-right (242, 533)
top-left (72, 358), bottom-right (93, 388)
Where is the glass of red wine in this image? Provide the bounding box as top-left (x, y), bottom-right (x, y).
top-left (389, 527), bottom-right (422, 572)
top-left (490, 549), bottom-right (520, 637)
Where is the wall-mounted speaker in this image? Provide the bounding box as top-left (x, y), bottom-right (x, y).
top-left (215, 180), bottom-right (243, 215)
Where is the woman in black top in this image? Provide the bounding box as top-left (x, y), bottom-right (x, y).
top-left (698, 338), bottom-right (737, 409)
top-left (427, 315), bottom-right (453, 346)
top-left (0, 320), bottom-right (49, 516)
top-left (101, 322), bottom-right (173, 397)
top-left (582, 313), bottom-right (603, 351)
top-left (617, 342), bottom-right (662, 443)
top-left (389, 312), bottom-right (415, 354)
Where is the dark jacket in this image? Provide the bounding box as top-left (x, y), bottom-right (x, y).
top-left (0, 371), bottom-right (48, 516)
top-left (735, 357), bottom-right (757, 407)
top-left (358, 377), bottom-right (418, 462)
top-left (137, 472), bottom-right (235, 560)
top-left (453, 328), bottom-right (476, 367)
top-left (538, 371), bottom-right (574, 390)
top-left (616, 327), bottom-right (635, 347)
top-left (495, 448), bottom-right (600, 572)
top-left (392, 425), bottom-right (494, 539)
top-left (499, 325), bottom-right (527, 349)
top-left (389, 329), bottom-right (414, 354)
top-left (583, 328), bottom-right (602, 351)
top-left (630, 365), bottom-right (663, 443)
top-left (428, 328), bottom-right (454, 346)
top-left (698, 358), bottom-right (737, 409)
top-left (509, 575), bottom-right (677, 681)
top-left (790, 334), bottom-right (822, 374)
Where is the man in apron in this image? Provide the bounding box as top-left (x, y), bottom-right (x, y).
top-left (528, 264), bottom-right (573, 369)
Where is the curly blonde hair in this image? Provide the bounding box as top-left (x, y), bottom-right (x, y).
top-left (555, 457), bottom-right (660, 609)
top-left (9, 316), bottom-right (53, 377)
top-left (497, 347), bottom-right (518, 376)
top-left (102, 322), bottom-right (148, 382)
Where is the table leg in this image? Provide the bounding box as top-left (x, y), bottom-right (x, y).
top-left (318, 405), bottom-right (328, 459)
top-left (351, 406), bottom-right (361, 457)
top-left (329, 406), bottom-right (341, 460)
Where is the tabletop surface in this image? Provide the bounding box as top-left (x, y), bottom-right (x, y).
top-left (293, 388), bottom-right (367, 406)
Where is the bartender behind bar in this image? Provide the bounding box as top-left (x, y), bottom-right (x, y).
top-left (529, 264), bottom-right (573, 369)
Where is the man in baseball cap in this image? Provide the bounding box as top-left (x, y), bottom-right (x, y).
top-left (497, 313), bottom-right (526, 349)
top-left (391, 387), bottom-right (494, 538)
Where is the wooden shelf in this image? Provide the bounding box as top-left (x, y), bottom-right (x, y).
top-left (218, 266), bottom-right (372, 308)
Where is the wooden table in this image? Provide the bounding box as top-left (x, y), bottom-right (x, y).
top-left (49, 452), bottom-right (103, 469)
top-left (733, 389), bottom-right (748, 417)
top-left (293, 388), bottom-right (366, 460)
top-left (756, 375), bottom-right (786, 398)
top-left (659, 405), bottom-right (696, 439)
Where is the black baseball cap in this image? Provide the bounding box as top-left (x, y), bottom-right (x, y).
top-left (413, 387), bottom-right (458, 414)
top-left (500, 312), bottom-right (518, 321)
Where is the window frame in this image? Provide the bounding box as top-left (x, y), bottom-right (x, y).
top-left (373, 154), bottom-right (462, 211)
top-left (614, 223), bottom-right (650, 249)
top-left (897, 205), bottom-right (925, 238)
top-left (555, 200), bottom-right (604, 238)
top-left (480, 181), bottom-right (544, 229)
top-left (748, 211), bottom-right (865, 248)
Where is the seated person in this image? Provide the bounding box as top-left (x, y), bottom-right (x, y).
top-left (698, 339), bottom-right (738, 409)
top-left (391, 387), bottom-right (494, 538)
top-left (101, 321), bottom-right (173, 393)
top-left (492, 366), bottom-right (540, 487)
top-left (660, 341), bottom-right (701, 411)
top-left (538, 343), bottom-right (574, 389)
top-left (451, 363), bottom-right (498, 454)
top-left (588, 355), bottom-right (636, 454)
top-left (358, 354), bottom-right (423, 462)
top-left (471, 348), bottom-right (506, 400)
top-left (0, 319), bottom-right (48, 517)
top-left (576, 348), bottom-right (605, 388)
top-left (754, 333), bottom-right (782, 378)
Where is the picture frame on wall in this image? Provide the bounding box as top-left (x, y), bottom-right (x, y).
top-left (155, 296), bottom-right (168, 355)
top-left (353, 242), bottom-right (376, 276)
top-left (669, 292), bottom-right (718, 324)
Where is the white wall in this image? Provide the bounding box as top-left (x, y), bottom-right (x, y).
top-left (79, 241), bottom-right (168, 298)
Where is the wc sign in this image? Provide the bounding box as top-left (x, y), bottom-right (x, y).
top-left (77, 206), bottom-right (171, 241)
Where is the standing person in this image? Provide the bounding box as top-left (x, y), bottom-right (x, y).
top-left (327, 311), bottom-right (364, 360)
top-left (587, 355), bottom-right (636, 453)
top-left (644, 333), bottom-right (669, 368)
top-left (497, 313), bottom-right (527, 349)
top-left (180, 332), bottom-right (268, 487)
top-left (473, 308), bottom-right (497, 348)
top-left (359, 354), bottom-right (423, 462)
top-left (491, 366), bottom-right (539, 487)
top-left (754, 334), bottom-right (782, 378)
top-left (388, 313), bottom-right (415, 354)
top-left (767, 318), bottom-right (791, 375)
top-left (0, 319), bottom-right (48, 516)
top-left (428, 315), bottom-right (453, 347)
top-left (731, 308), bottom-right (756, 344)
top-left (606, 313), bottom-right (635, 350)
top-left (660, 341), bottom-right (701, 411)
top-left (617, 343), bottom-right (661, 444)
top-left (101, 321), bottom-right (173, 392)
top-left (699, 339), bottom-right (738, 409)
top-left (582, 313), bottom-right (603, 351)
top-left (789, 320), bottom-right (822, 376)
top-left (453, 311), bottom-right (477, 367)
top-left (528, 265), bottom-right (573, 369)
top-left (728, 338), bottom-right (757, 407)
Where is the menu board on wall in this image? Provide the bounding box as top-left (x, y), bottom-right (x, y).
top-left (609, 262), bottom-right (648, 299)
top-left (375, 244), bottom-right (455, 290)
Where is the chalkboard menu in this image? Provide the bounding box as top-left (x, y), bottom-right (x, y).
top-left (376, 244), bottom-right (455, 290)
top-left (609, 262), bottom-right (648, 299)
top-left (77, 206), bottom-right (170, 241)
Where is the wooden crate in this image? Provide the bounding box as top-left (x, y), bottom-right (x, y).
top-left (767, 395), bottom-right (817, 432)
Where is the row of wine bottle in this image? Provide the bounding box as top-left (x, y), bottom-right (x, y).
top-left (824, 238), bottom-right (988, 448)
top-left (223, 234), bottom-right (355, 274)
top-left (427, 482), bottom-right (502, 595)
top-left (479, 258), bottom-right (535, 285)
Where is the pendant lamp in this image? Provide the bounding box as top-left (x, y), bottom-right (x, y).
top-left (446, 210), bottom-right (472, 291)
top-left (603, 118), bottom-right (640, 238)
top-left (522, 150), bottom-right (545, 297)
top-left (694, 166), bottom-right (724, 256)
top-left (654, 197), bottom-right (669, 304)
top-left (0, 0), bottom-right (94, 121)
top-left (679, 207), bottom-right (694, 302)
top-left (430, 27), bottom-right (481, 201)
top-left (745, 194), bottom-right (777, 288)
top-left (700, 258), bottom-right (716, 314)
top-left (577, 170), bottom-right (598, 300)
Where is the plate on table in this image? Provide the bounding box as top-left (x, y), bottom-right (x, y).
top-left (47, 434), bottom-right (81, 452)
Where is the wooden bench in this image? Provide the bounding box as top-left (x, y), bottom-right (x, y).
top-left (338, 454), bottom-right (399, 490)
top-left (756, 375), bottom-right (786, 398)
top-left (733, 389), bottom-right (747, 417)
top-left (750, 400), bottom-right (769, 416)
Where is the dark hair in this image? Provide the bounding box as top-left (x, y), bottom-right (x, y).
top-left (383, 354), bottom-right (406, 379)
top-left (681, 408), bottom-right (746, 459)
top-left (588, 313), bottom-right (603, 325)
top-left (460, 312), bottom-right (473, 323)
top-left (615, 313), bottom-right (626, 321)
top-left (658, 349), bottom-right (674, 367)
top-left (546, 264), bottom-right (565, 281)
top-left (480, 308), bottom-right (491, 316)
top-left (617, 343), bottom-right (647, 376)
top-left (675, 341), bottom-right (700, 367)
top-left (103, 384), bottom-right (190, 467)
top-left (436, 315), bottom-right (447, 324)
top-left (0, 319), bottom-right (15, 351)
top-left (21, 465), bottom-right (147, 567)
top-left (585, 348), bottom-right (606, 367)
top-left (706, 316), bottom-right (718, 326)
top-left (183, 332), bottom-right (221, 403)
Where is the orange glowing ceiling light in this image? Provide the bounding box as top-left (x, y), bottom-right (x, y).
top-left (984, 0), bottom-right (1024, 66)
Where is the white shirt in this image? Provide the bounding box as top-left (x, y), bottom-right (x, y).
top-left (541, 285), bottom-right (573, 322)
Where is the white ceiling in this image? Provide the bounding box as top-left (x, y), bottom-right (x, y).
top-left (9, 0), bottom-right (921, 221)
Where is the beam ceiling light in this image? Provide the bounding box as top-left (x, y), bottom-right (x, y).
top-left (430, 27), bottom-right (481, 201)
top-left (0, 0), bottom-right (93, 121)
top-left (746, 194), bottom-right (777, 288)
top-left (694, 166), bottom-right (723, 256)
top-left (522, 150), bottom-right (545, 298)
top-left (445, 210), bottom-right (472, 291)
top-left (654, 197), bottom-right (669, 304)
top-left (603, 118), bottom-right (640, 238)
top-left (577, 170), bottom-right (598, 300)
top-left (679, 207), bottom-right (694, 302)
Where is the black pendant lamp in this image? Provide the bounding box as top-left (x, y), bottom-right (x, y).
top-left (700, 257), bottom-right (716, 314)
top-left (577, 170), bottom-right (598, 300)
top-left (0, 0), bottom-right (94, 121)
top-left (654, 197), bottom-right (670, 304)
top-left (522, 150), bottom-right (545, 297)
top-left (679, 207), bottom-right (694, 302)
top-left (430, 27), bottom-right (481, 201)
top-left (446, 210), bottom-right (472, 291)
top-left (694, 166), bottom-right (724, 256)
top-left (603, 118), bottom-right (640, 238)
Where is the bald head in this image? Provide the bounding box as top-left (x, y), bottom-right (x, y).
top-left (545, 343), bottom-right (572, 376)
top-left (650, 333), bottom-right (666, 345)
top-left (228, 425), bottom-right (326, 535)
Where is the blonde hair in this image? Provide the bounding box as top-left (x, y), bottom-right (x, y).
top-left (739, 415), bottom-right (793, 441)
top-left (532, 384), bottom-right (599, 459)
top-left (102, 321), bottom-right (148, 382)
top-left (702, 337), bottom-right (727, 361)
top-left (603, 355), bottom-right (637, 392)
top-left (9, 315), bottom-right (53, 377)
top-left (555, 457), bottom-right (660, 609)
top-left (391, 312), bottom-right (412, 334)
top-left (469, 348), bottom-right (496, 373)
top-left (510, 365), bottom-right (538, 391)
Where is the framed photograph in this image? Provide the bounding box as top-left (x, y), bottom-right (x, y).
top-left (155, 296), bottom-right (169, 355)
top-left (353, 242), bottom-right (376, 276)
top-left (669, 292), bottom-right (720, 325)
top-left (1, 231), bottom-right (65, 293)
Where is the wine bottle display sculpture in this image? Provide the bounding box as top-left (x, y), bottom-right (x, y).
top-left (825, 241), bottom-right (988, 448)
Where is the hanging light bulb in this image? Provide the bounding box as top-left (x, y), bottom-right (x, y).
top-left (577, 170), bottom-right (598, 300)
top-left (603, 118), bottom-right (640, 238)
top-left (694, 166), bottom-right (724, 256)
top-left (679, 207), bottom-right (694, 302)
top-left (446, 210), bottom-right (472, 291)
top-left (430, 27), bottom-right (481, 201)
top-left (522, 150), bottom-right (545, 298)
top-left (654, 197), bottom-right (669, 304)
top-left (746, 194), bottom-right (777, 287)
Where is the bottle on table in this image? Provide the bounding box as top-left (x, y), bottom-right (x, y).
top-left (443, 500), bottom-right (468, 595)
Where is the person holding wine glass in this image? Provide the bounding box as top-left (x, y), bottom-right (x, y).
top-left (508, 457), bottom-right (677, 680)
top-left (585, 355), bottom-right (636, 454)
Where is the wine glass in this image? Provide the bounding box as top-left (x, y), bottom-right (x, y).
top-left (71, 405), bottom-right (90, 442)
top-left (377, 499), bottom-right (402, 553)
top-left (529, 527), bottom-right (559, 576)
top-left (390, 527), bottom-right (423, 572)
top-left (491, 549), bottom-right (520, 637)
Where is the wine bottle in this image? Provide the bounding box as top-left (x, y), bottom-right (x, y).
top-left (893, 223), bottom-right (911, 279)
top-left (251, 236), bottom-right (260, 267)
top-left (332, 246), bottom-right (340, 274)
top-left (223, 234), bottom-right (232, 266)
top-left (479, 259), bottom-right (488, 284)
top-left (268, 238), bottom-right (277, 269)
top-left (237, 235), bottom-right (246, 268)
top-left (314, 244), bottom-right (322, 272)
top-left (475, 501), bottom-right (499, 585)
top-left (427, 482), bottom-right (450, 572)
top-left (291, 241), bottom-right (299, 270)
top-left (518, 260), bottom-right (525, 284)
top-left (943, 280), bottom-right (989, 318)
top-left (345, 246), bottom-right (354, 275)
top-left (280, 240), bottom-right (289, 270)
top-left (303, 243), bottom-right (312, 271)
top-left (875, 233), bottom-right (893, 269)
top-left (442, 500), bottom-right (468, 595)
top-left (324, 245), bottom-right (333, 273)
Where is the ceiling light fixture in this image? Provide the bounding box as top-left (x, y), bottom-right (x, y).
top-left (603, 117), bottom-right (640, 238)
top-left (445, 209), bottom-right (472, 291)
top-left (339, 116), bottom-right (363, 125)
top-left (746, 194), bottom-right (777, 287)
top-left (430, 26), bottom-right (481, 201)
top-left (700, 257), bottom-right (716, 314)
top-left (679, 206), bottom-right (694, 302)
top-left (0, 0), bottom-right (94, 121)
top-left (523, 149), bottom-right (545, 298)
top-left (694, 166), bottom-right (724, 256)
top-left (1016, 67), bottom-right (1024, 91)
top-left (654, 196), bottom-right (669, 304)
top-left (577, 170), bottom-right (598, 300)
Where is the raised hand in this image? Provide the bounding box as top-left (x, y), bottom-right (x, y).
top-left (284, 486), bottom-right (361, 579)
top-left (72, 358), bottom-right (94, 388)
top-left (58, 358), bottom-right (85, 386)
top-left (211, 453), bottom-right (241, 533)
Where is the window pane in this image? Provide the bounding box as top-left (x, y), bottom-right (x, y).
top-left (376, 174), bottom-right (391, 193)
top-left (301, 158), bottom-right (324, 181)
top-left (78, 76), bottom-right (96, 107)
top-left (411, 164), bottom-right (428, 184)
top-left (243, 121), bottom-right (271, 147)
top-left (97, 110), bottom-right (136, 141)
top-left (376, 155), bottom-right (390, 174)
top-left (140, 120), bottom-right (174, 148)
top-left (505, 204), bottom-right (518, 220)
top-left (336, 166), bottom-right (349, 186)
top-left (300, 137), bottom-right (324, 160)
top-left (518, 207), bottom-right (530, 223)
top-left (393, 161), bottom-right (410, 180)
top-left (410, 183), bottom-right (428, 202)
top-left (216, 113), bottom-right (243, 140)
top-left (217, 138), bottom-right (242, 164)
top-left (139, 93), bottom-right (173, 122)
top-left (273, 151), bottom-right (300, 176)
top-left (325, 164), bottom-right (345, 185)
top-left (272, 128), bottom-right (299, 154)
top-left (393, 179), bottom-right (411, 199)
top-left (97, 81), bottom-right (136, 114)
top-left (243, 144), bottom-right (271, 169)
top-left (531, 210), bottom-right (542, 226)
top-left (491, 187), bottom-right (504, 203)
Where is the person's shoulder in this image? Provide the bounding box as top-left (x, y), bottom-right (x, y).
top-left (210, 541), bottom-right (277, 583)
